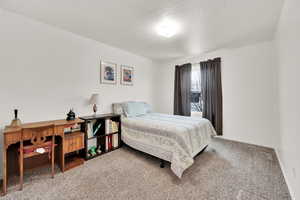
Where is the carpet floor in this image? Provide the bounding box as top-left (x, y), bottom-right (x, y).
top-left (2, 138), bottom-right (291, 200)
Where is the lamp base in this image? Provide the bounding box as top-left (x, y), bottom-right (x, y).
top-left (93, 104), bottom-right (98, 115)
top-left (10, 119), bottom-right (22, 127)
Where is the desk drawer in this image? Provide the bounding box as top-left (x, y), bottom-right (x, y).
top-left (64, 132), bottom-right (84, 154)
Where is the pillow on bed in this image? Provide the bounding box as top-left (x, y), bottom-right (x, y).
top-left (123, 102), bottom-right (147, 117)
top-left (142, 102), bottom-right (152, 113)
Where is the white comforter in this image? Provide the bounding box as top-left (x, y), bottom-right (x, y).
top-left (121, 113), bottom-right (216, 178)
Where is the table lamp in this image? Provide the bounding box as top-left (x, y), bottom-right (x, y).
top-left (90, 93), bottom-right (100, 115)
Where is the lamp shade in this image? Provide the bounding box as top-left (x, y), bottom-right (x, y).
top-left (90, 93), bottom-right (100, 105)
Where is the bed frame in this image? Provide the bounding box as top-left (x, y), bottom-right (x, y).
top-left (124, 143), bottom-right (208, 169)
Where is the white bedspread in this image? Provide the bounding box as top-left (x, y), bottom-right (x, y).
top-left (121, 113), bottom-right (216, 178)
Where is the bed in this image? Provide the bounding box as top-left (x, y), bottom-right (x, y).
top-left (113, 102), bottom-right (216, 178)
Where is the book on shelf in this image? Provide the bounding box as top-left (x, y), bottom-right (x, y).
top-left (112, 134), bottom-right (119, 148)
top-left (105, 119), bottom-right (110, 134)
top-left (87, 120), bottom-right (102, 138)
top-left (105, 134), bottom-right (119, 151)
top-left (111, 121), bottom-right (119, 132)
top-left (92, 120), bottom-right (102, 136)
top-left (105, 136), bottom-right (111, 151)
top-left (105, 136), bottom-right (108, 151)
top-left (105, 119), bottom-right (119, 134)
top-left (87, 122), bottom-right (93, 138)
top-left (93, 123), bottom-right (102, 136)
top-left (109, 135), bottom-right (112, 149)
top-left (104, 119), bottom-right (120, 151)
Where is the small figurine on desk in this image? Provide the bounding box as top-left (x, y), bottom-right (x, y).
top-left (66, 109), bottom-right (76, 121)
top-left (10, 109), bottom-right (22, 127)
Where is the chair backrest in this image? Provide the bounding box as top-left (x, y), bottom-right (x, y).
top-left (21, 124), bottom-right (55, 146)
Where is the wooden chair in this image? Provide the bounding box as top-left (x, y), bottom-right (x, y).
top-left (19, 124), bottom-right (56, 190)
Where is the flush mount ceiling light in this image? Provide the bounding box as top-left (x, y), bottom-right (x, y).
top-left (156, 18), bottom-right (180, 38)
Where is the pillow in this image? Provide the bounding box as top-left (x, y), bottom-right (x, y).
top-left (123, 102), bottom-right (147, 117)
top-left (141, 102), bottom-right (152, 113)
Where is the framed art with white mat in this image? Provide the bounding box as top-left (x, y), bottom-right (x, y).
top-left (100, 61), bottom-right (117, 84)
top-left (121, 65), bottom-right (134, 85)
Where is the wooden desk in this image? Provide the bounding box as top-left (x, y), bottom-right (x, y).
top-left (2, 118), bottom-right (84, 195)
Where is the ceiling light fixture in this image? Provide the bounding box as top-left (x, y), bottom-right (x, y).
top-left (156, 18), bottom-right (180, 38)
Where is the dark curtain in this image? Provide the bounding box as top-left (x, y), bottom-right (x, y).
top-left (174, 63), bottom-right (192, 116)
top-left (200, 58), bottom-right (223, 135)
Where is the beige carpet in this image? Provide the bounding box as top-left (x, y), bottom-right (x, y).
top-left (2, 138), bottom-right (291, 200)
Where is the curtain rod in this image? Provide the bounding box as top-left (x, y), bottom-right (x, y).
top-left (176, 62), bottom-right (199, 66)
top-left (189, 57), bottom-right (221, 65)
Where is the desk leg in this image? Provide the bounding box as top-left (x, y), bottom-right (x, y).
top-left (2, 147), bottom-right (7, 195)
top-left (61, 137), bottom-right (65, 172)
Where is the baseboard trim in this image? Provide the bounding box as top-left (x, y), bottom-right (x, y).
top-left (275, 149), bottom-right (296, 200)
top-left (215, 136), bottom-right (274, 150)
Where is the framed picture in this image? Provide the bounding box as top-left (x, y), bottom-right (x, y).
top-left (121, 65), bottom-right (134, 85)
top-left (100, 61), bottom-right (117, 84)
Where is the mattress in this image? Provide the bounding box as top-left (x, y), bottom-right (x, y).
top-left (121, 113), bottom-right (216, 178)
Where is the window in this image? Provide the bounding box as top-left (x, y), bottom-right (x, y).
top-left (191, 64), bottom-right (202, 117)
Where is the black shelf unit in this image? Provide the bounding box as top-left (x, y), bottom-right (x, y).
top-left (80, 113), bottom-right (121, 160)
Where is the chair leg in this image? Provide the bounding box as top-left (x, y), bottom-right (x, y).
top-left (19, 141), bottom-right (23, 191)
top-left (51, 136), bottom-right (55, 178)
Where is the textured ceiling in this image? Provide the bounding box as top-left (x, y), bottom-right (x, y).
top-left (0, 0), bottom-right (284, 61)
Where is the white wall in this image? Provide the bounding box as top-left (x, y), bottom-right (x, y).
top-left (0, 9), bottom-right (159, 177)
top-left (156, 41), bottom-right (279, 149)
top-left (275, 0), bottom-right (300, 199)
